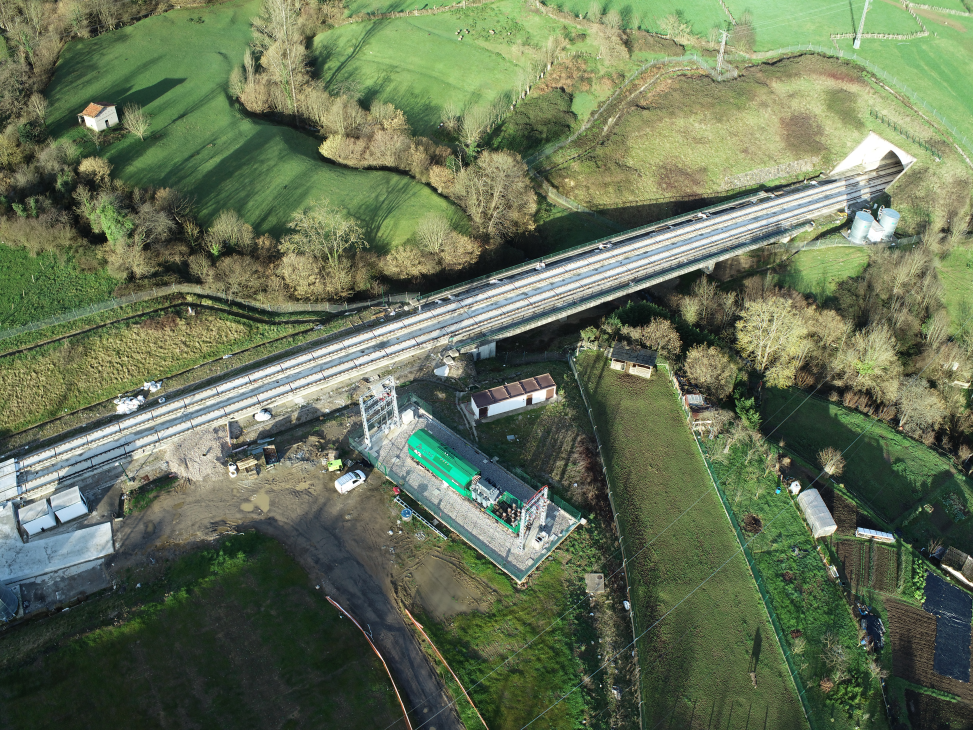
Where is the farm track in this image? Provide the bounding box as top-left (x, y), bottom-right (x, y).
top-left (7, 165), bottom-right (901, 501)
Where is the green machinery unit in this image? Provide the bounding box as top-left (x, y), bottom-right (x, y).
top-left (407, 429), bottom-right (480, 497)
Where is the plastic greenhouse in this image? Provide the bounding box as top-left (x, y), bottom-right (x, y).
top-left (796, 488), bottom-right (837, 538)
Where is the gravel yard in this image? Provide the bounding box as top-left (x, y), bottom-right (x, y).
top-left (365, 406), bottom-right (582, 582)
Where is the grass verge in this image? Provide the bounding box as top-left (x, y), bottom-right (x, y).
top-left (577, 350), bottom-right (807, 728)
top-left (0, 532), bottom-right (403, 729)
top-left (123, 474), bottom-right (181, 514)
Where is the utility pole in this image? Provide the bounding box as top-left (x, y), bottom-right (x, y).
top-left (716, 29), bottom-right (729, 77)
top-left (854, 0), bottom-right (871, 48)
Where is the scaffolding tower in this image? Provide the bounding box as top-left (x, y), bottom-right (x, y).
top-left (519, 486), bottom-right (549, 551)
top-left (359, 376), bottom-right (400, 450)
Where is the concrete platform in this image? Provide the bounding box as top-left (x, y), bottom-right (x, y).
top-left (0, 503), bottom-right (114, 585)
top-left (360, 405), bottom-right (581, 582)
top-left (17, 560), bottom-right (111, 615)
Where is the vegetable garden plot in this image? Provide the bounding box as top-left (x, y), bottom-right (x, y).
top-left (924, 573), bottom-right (973, 682)
top-left (833, 493), bottom-right (860, 536)
top-left (887, 599), bottom-right (973, 700)
top-left (835, 539), bottom-right (900, 594)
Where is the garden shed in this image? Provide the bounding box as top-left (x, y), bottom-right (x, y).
top-left (796, 488), bottom-right (837, 538)
top-left (609, 346), bottom-right (656, 379)
top-left (471, 374), bottom-right (556, 420)
top-left (77, 102), bottom-right (118, 131)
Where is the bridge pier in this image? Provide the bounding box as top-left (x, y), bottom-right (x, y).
top-left (699, 262), bottom-right (715, 275)
top-left (473, 341), bottom-right (496, 361)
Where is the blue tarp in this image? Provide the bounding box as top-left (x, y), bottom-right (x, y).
top-left (924, 572), bottom-right (973, 682)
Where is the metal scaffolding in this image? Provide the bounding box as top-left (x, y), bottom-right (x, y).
top-left (519, 486), bottom-right (549, 551)
top-left (359, 376), bottom-right (400, 450)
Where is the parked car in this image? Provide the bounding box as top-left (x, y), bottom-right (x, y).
top-left (334, 470), bottom-right (367, 494)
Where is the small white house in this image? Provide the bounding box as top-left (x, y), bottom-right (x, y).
top-left (17, 500), bottom-right (56, 538)
top-left (471, 374), bottom-right (556, 420)
top-left (78, 102), bottom-right (119, 131)
top-left (50, 487), bottom-right (89, 525)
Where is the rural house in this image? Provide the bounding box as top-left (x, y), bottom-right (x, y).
top-left (78, 102), bottom-right (119, 131)
top-left (609, 346), bottom-right (656, 379)
top-left (471, 374), bottom-right (556, 420)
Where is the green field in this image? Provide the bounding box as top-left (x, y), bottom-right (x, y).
top-left (347, 0), bottom-right (457, 13)
top-left (550, 0), bottom-right (727, 34)
top-left (0, 533), bottom-right (402, 729)
top-left (44, 0), bottom-right (459, 247)
top-left (314, 15), bottom-right (520, 137)
top-left (0, 245), bottom-right (118, 329)
top-left (315, 0), bottom-right (600, 136)
top-left (577, 351), bottom-right (807, 728)
top-left (762, 388), bottom-right (973, 551)
top-left (938, 240), bottom-right (973, 335)
top-left (776, 246), bottom-right (871, 301)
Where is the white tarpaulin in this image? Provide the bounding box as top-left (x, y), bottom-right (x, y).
top-left (143, 381), bottom-right (162, 393)
top-left (114, 395), bottom-right (145, 414)
top-left (50, 487), bottom-right (89, 524)
top-left (18, 500), bottom-right (56, 536)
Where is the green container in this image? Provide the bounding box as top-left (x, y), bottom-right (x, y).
top-left (407, 429), bottom-right (480, 497)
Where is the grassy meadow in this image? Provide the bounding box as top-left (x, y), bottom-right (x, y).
top-left (762, 388), bottom-right (973, 552)
top-left (315, 0), bottom-right (601, 137)
top-left (0, 310), bottom-right (310, 436)
top-left (0, 244), bottom-right (118, 330)
top-left (577, 350), bottom-right (807, 729)
top-left (0, 533), bottom-right (403, 729)
top-left (776, 246), bottom-right (871, 302)
top-left (44, 0), bottom-right (459, 247)
top-left (938, 239), bottom-right (973, 335)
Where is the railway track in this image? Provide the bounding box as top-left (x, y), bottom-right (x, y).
top-left (5, 165), bottom-right (899, 499)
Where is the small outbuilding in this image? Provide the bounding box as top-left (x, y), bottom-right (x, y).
top-left (796, 488), bottom-right (837, 538)
top-left (50, 487), bottom-right (89, 525)
top-left (471, 374), bottom-right (556, 420)
top-left (609, 346), bottom-right (657, 379)
top-left (17, 500), bottom-right (56, 537)
top-left (78, 102), bottom-right (119, 131)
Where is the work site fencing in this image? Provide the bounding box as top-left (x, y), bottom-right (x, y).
top-left (568, 352), bottom-right (645, 730)
top-left (666, 366), bottom-right (819, 730)
top-left (0, 283), bottom-right (418, 343)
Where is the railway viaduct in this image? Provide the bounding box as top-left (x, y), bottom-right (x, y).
top-left (2, 139), bottom-right (913, 501)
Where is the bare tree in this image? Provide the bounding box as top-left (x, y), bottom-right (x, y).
top-left (817, 446), bottom-right (845, 477)
top-left (459, 105), bottom-right (494, 158)
top-left (453, 151), bottom-right (536, 242)
top-left (122, 103), bottom-right (150, 141)
top-left (897, 376), bottom-right (946, 437)
top-left (251, 0), bottom-right (308, 117)
top-left (735, 297), bottom-right (807, 388)
top-left (206, 209), bottom-right (255, 255)
top-left (625, 318), bottom-right (681, 361)
top-left (282, 199), bottom-right (368, 297)
top-left (684, 344), bottom-right (738, 399)
top-left (28, 91), bottom-right (46, 122)
top-left (835, 323), bottom-right (902, 403)
top-left (603, 8), bottom-right (622, 29)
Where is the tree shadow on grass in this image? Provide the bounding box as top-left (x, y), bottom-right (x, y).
top-left (119, 78), bottom-right (188, 111)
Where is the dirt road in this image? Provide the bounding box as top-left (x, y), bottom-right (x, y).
top-left (104, 435), bottom-right (464, 730)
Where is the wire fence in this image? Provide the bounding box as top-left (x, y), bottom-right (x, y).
top-left (568, 351), bottom-right (645, 730)
top-left (0, 284), bottom-right (418, 344)
top-left (666, 367), bottom-right (820, 730)
top-left (870, 108), bottom-right (942, 160)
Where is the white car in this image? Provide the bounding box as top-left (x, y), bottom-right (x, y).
top-left (334, 470), bottom-right (367, 494)
top-left (254, 409), bottom-right (272, 422)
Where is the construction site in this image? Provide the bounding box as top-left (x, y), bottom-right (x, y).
top-left (351, 378), bottom-right (583, 582)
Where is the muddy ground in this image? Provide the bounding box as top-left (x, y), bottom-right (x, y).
top-left (94, 408), bottom-right (505, 730)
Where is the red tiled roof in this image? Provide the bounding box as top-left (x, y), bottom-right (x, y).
top-left (79, 102), bottom-right (114, 118)
top-left (471, 374), bottom-right (556, 409)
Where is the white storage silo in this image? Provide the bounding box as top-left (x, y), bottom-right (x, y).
top-left (877, 208), bottom-right (901, 238)
top-left (849, 211), bottom-right (874, 244)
